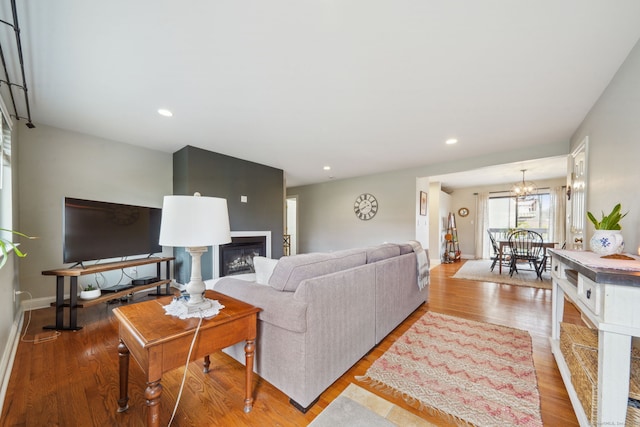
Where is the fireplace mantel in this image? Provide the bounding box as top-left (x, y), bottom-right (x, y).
top-left (212, 231), bottom-right (272, 278)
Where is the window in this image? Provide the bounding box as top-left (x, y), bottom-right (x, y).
top-left (0, 112), bottom-right (12, 238)
top-left (487, 191), bottom-right (551, 240)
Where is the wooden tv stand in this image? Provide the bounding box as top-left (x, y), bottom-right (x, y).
top-left (42, 257), bottom-right (175, 331)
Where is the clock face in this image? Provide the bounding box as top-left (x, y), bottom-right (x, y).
top-left (354, 193), bottom-right (378, 220)
top-left (458, 207), bottom-right (469, 217)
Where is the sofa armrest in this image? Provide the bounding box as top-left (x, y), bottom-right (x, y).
top-left (214, 277), bottom-right (308, 333)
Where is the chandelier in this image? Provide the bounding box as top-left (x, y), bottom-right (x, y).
top-left (511, 169), bottom-right (537, 199)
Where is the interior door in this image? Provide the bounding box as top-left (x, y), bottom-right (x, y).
top-left (567, 137), bottom-right (588, 250)
top-left (286, 196), bottom-right (298, 255)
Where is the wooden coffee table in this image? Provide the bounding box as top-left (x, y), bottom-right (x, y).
top-left (113, 290), bottom-right (261, 427)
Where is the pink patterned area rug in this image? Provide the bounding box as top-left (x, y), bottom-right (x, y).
top-left (358, 311), bottom-right (543, 426)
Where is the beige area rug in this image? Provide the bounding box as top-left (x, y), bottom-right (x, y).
top-left (309, 383), bottom-right (435, 427)
top-left (357, 311), bottom-right (543, 427)
top-left (452, 260), bottom-right (551, 289)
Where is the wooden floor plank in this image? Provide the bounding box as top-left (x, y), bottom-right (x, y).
top-left (2, 261), bottom-right (581, 426)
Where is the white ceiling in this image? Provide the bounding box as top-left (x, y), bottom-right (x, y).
top-left (2, 1), bottom-right (640, 187)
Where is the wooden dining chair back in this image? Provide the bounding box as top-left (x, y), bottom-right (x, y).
top-left (488, 231), bottom-right (511, 272)
top-left (507, 229), bottom-right (545, 279)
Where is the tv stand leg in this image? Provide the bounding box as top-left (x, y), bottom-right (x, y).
top-left (69, 277), bottom-right (79, 329)
top-left (43, 275), bottom-right (83, 331)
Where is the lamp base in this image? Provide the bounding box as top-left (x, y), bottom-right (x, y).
top-left (185, 297), bottom-right (214, 314)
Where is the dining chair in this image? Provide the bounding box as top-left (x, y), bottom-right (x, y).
top-left (508, 229), bottom-right (545, 279)
top-left (537, 241), bottom-right (565, 276)
top-left (488, 231), bottom-right (511, 272)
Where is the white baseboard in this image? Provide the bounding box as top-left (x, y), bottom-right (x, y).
top-left (21, 295), bottom-right (56, 311)
top-left (0, 306), bottom-right (24, 415)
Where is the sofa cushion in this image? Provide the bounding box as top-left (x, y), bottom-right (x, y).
top-left (269, 249), bottom-right (366, 292)
top-left (366, 243), bottom-right (401, 263)
top-left (254, 256), bottom-right (279, 285)
top-left (398, 243), bottom-right (413, 255)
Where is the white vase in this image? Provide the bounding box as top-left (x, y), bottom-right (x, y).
top-left (589, 230), bottom-right (624, 255)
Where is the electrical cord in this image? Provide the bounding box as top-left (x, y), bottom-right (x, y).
top-left (18, 291), bottom-right (61, 343)
top-left (168, 311), bottom-right (204, 426)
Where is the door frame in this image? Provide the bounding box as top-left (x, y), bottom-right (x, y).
top-left (567, 136), bottom-right (588, 250)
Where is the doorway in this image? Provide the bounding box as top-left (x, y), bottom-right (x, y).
top-left (423, 156), bottom-right (568, 261)
top-left (286, 196), bottom-right (298, 255)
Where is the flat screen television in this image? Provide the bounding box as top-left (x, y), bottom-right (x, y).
top-left (63, 197), bottom-right (163, 264)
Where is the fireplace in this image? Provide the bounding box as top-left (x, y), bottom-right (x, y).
top-left (213, 231), bottom-right (272, 278)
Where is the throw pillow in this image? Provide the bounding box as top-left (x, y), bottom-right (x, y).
top-left (254, 256), bottom-right (279, 285)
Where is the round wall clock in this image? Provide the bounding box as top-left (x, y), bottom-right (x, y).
top-left (354, 193), bottom-right (378, 220)
top-left (458, 207), bottom-right (469, 217)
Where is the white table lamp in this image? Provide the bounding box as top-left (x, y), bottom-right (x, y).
top-left (159, 193), bottom-right (231, 313)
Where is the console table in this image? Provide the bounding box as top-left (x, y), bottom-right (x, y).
top-left (42, 257), bottom-right (174, 331)
top-left (549, 249), bottom-right (640, 426)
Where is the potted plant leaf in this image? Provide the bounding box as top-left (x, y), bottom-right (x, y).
top-left (0, 228), bottom-right (36, 269)
top-left (587, 203), bottom-right (627, 230)
top-left (587, 204), bottom-right (627, 255)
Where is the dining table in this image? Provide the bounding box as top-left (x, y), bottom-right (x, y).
top-left (497, 240), bottom-right (558, 274)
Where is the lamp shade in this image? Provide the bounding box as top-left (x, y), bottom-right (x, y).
top-left (159, 195), bottom-right (231, 247)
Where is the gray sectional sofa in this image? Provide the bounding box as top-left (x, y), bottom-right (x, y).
top-left (211, 242), bottom-right (429, 412)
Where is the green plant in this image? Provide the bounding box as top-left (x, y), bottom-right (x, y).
top-left (587, 203), bottom-right (628, 230)
top-left (0, 228), bottom-right (36, 269)
top-left (84, 284), bottom-right (96, 291)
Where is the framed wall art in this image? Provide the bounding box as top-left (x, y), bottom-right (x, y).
top-left (419, 191), bottom-right (427, 216)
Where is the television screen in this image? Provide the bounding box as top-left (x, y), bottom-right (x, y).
top-left (63, 197), bottom-right (163, 264)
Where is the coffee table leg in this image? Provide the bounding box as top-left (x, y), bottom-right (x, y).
top-left (145, 380), bottom-right (162, 427)
top-left (117, 340), bottom-right (130, 413)
top-left (203, 355), bottom-right (210, 373)
top-left (244, 339), bottom-right (255, 413)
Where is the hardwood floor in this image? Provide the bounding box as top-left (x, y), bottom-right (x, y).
top-left (2, 261), bottom-right (582, 426)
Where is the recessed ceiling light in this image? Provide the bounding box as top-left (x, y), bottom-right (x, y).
top-left (323, 166), bottom-right (331, 171)
top-left (446, 138), bottom-right (458, 145)
top-left (158, 108), bottom-right (173, 117)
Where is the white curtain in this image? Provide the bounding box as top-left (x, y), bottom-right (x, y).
top-left (474, 192), bottom-right (490, 259)
top-left (550, 186), bottom-right (566, 248)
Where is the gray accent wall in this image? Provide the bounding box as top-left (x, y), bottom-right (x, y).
top-left (172, 146), bottom-right (284, 284)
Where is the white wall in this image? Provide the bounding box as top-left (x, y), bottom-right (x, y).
top-left (288, 170), bottom-right (417, 253)
top-left (415, 177), bottom-right (429, 252)
top-left (571, 39), bottom-right (640, 254)
top-left (16, 124), bottom-right (173, 303)
top-left (288, 141), bottom-right (569, 256)
top-left (427, 182), bottom-right (443, 265)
